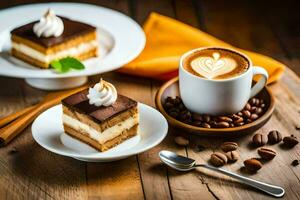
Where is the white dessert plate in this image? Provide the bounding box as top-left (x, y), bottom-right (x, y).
top-left (32, 103), bottom-right (168, 162)
top-left (0, 3), bottom-right (145, 90)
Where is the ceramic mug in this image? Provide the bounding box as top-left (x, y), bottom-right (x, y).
top-left (179, 47), bottom-right (269, 115)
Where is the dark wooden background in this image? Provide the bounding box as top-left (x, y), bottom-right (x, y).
top-left (0, 0), bottom-right (299, 76)
top-left (0, 1), bottom-right (300, 200)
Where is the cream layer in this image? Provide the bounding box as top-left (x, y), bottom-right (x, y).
top-left (62, 114), bottom-right (138, 144)
top-left (12, 40), bottom-right (98, 63)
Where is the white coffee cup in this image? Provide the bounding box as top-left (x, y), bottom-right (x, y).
top-left (179, 47), bottom-right (268, 115)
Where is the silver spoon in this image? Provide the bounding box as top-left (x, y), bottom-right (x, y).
top-left (159, 150), bottom-right (285, 198)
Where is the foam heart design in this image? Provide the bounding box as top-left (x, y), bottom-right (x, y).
top-left (191, 52), bottom-right (237, 79)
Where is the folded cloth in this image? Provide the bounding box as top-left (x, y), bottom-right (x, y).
top-left (119, 13), bottom-right (285, 84)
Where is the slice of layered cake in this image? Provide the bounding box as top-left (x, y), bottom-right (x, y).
top-left (11, 9), bottom-right (98, 68)
top-left (62, 79), bottom-right (139, 152)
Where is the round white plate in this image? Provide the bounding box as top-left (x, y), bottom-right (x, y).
top-left (0, 3), bottom-right (145, 79)
top-left (32, 103), bottom-right (168, 162)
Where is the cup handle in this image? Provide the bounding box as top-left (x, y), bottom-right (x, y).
top-left (250, 66), bottom-right (269, 98)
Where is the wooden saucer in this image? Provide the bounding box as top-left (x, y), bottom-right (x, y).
top-left (155, 77), bottom-right (275, 136)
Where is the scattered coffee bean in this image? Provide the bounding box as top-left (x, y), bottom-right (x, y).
top-left (258, 148), bottom-right (276, 160)
top-left (225, 151), bottom-right (239, 162)
top-left (252, 133), bottom-right (268, 146)
top-left (291, 160), bottom-right (300, 167)
top-left (174, 136), bottom-right (189, 146)
top-left (268, 130), bottom-right (282, 144)
top-left (210, 152), bottom-right (227, 167)
top-left (237, 112), bottom-right (243, 117)
top-left (283, 135), bottom-right (299, 148)
top-left (220, 142), bottom-right (238, 152)
top-left (244, 158), bottom-right (262, 172)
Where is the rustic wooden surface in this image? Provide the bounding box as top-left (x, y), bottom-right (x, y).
top-left (0, 1), bottom-right (300, 199)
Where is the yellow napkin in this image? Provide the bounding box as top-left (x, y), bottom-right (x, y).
top-left (119, 13), bottom-right (285, 84)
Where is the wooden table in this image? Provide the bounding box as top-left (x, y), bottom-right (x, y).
top-left (0, 1), bottom-right (299, 199)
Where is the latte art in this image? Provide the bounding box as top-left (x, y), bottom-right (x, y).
top-left (184, 48), bottom-right (249, 80)
top-left (191, 52), bottom-right (237, 79)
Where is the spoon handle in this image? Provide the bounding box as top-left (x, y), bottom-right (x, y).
top-left (198, 164), bottom-right (284, 198)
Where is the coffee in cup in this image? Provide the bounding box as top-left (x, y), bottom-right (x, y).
top-left (179, 47), bottom-right (268, 115)
top-left (183, 48), bottom-right (249, 80)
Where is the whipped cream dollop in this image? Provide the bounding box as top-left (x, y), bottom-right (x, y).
top-left (33, 9), bottom-right (64, 38)
top-left (87, 79), bottom-right (117, 107)
top-left (191, 52), bottom-right (237, 79)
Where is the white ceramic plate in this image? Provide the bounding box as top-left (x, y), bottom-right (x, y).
top-left (32, 103), bottom-right (168, 162)
top-left (0, 3), bottom-right (145, 79)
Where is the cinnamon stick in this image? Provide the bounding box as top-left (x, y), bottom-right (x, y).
top-left (0, 85), bottom-right (88, 146)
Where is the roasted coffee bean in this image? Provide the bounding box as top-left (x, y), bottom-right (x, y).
top-left (244, 103), bottom-right (251, 110)
top-left (244, 158), bottom-right (262, 172)
top-left (246, 119), bottom-right (252, 123)
top-left (229, 123), bottom-right (234, 127)
top-left (234, 116), bottom-right (244, 123)
top-left (258, 148), bottom-right (276, 160)
top-left (225, 151), bottom-right (239, 162)
top-left (242, 110), bottom-right (251, 118)
top-left (192, 121), bottom-right (202, 127)
top-left (250, 98), bottom-right (260, 106)
top-left (165, 97), bottom-right (173, 103)
top-left (169, 107), bottom-right (179, 113)
top-left (268, 130), bottom-right (282, 144)
top-left (174, 96), bottom-right (182, 105)
top-left (203, 115), bottom-right (210, 123)
top-left (261, 103), bottom-right (266, 108)
top-left (178, 103), bottom-right (185, 110)
top-left (292, 160), bottom-right (300, 166)
top-left (237, 112), bottom-right (243, 117)
top-left (232, 114), bottom-right (241, 120)
top-left (250, 114), bottom-right (259, 120)
top-left (192, 113), bottom-right (203, 121)
top-left (250, 106), bottom-right (257, 112)
top-left (218, 116), bottom-right (233, 123)
top-left (235, 122), bottom-right (244, 126)
top-left (210, 152), bottom-right (227, 167)
top-left (220, 142), bottom-right (238, 152)
top-left (179, 110), bottom-right (191, 121)
top-left (255, 108), bottom-right (263, 115)
top-left (164, 102), bottom-right (173, 109)
top-left (169, 111), bottom-right (179, 118)
top-left (283, 135), bottom-right (299, 148)
top-left (174, 136), bottom-right (189, 146)
top-left (215, 122), bottom-right (230, 128)
top-left (202, 123), bottom-right (211, 128)
top-left (252, 133), bottom-right (268, 146)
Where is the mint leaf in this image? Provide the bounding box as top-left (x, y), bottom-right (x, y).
top-left (60, 57), bottom-right (85, 70)
top-left (50, 57), bottom-right (85, 73)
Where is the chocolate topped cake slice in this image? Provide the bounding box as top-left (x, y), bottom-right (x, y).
top-left (62, 79), bottom-right (139, 152)
top-left (11, 9), bottom-right (98, 68)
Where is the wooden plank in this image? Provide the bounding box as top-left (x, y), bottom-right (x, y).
top-left (84, 1), bottom-right (145, 199)
top-left (183, 1), bottom-right (300, 200)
